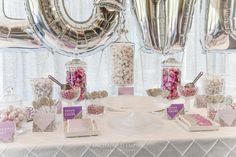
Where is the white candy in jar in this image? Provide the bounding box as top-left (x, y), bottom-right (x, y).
top-left (112, 44), bottom-right (134, 86)
top-left (31, 78), bottom-right (53, 100)
top-left (202, 75), bottom-right (224, 95)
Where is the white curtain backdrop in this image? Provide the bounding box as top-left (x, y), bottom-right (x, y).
top-left (0, 0), bottom-right (236, 101)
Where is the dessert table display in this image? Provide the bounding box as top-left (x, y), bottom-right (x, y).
top-left (0, 96), bottom-right (236, 157)
top-left (0, 0), bottom-right (236, 157)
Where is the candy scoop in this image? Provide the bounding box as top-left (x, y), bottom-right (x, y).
top-left (48, 75), bottom-right (72, 90)
top-left (185, 72), bottom-right (203, 88)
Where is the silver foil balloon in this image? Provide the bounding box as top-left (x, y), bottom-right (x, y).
top-left (131, 0), bottom-right (197, 55)
top-left (26, 0), bottom-right (124, 56)
top-left (201, 0), bottom-right (236, 52)
top-left (0, 0), bottom-right (41, 49)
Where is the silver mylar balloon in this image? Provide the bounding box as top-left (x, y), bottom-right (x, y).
top-left (0, 0), bottom-right (41, 49)
top-left (201, 0), bottom-right (236, 52)
top-left (131, 0), bottom-right (197, 55)
top-left (25, 0), bottom-right (125, 56)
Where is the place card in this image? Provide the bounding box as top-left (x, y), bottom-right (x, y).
top-left (0, 121), bottom-right (15, 142)
top-left (63, 106), bottom-right (82, 121)
top-left (166, 104), bottom-right (184, 120)
top-left (118, 87), bottom-right (134, 95)
top-left (33, 113), bottom-right (55, 132)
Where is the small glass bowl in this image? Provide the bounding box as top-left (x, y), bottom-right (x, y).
top-left (60, 87), bottom-right (81, 103)
top-left (178, 85), bottom-right (198, 97)
top-left (87, 104), bottom-right (105, 116)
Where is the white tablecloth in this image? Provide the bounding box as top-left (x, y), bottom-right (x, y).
top-left (0, 111), bottom-right (236, 157)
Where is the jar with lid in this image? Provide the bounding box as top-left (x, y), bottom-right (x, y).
top-left (111, 28), bottom-right (135, 95)
top-left (0, 87), bottom-right (27, 134)
top-left (31, 78), bottom-right (53, 100)
top-left (66, 59), bottom-right (87, 101)
top-left (161, 58), bottom-right (182, 100)
top-left (201, 74), bottom-right (224, 96)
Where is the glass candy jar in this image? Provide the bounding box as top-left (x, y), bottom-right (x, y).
top-left (201, 75), bottom-right (224, 96)
top-left (66, 59), bottom-right (87, 101)
top-left (0, 87), bottom-right (26, 134)
top-left (31, 78), bottom-right (53, 100)
top-left (111, 29), bottom-right (135, 95)
top-left (161, 58), bottom-right (182, 100)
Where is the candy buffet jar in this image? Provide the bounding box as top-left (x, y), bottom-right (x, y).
top-left (111, 29), bottom-right (135, 95)
top-left (87, 99), bottom-right (105, 116)
top-left (207, 102), bottom-right (223, 122)
top-left (178, 85), bottom-right (198, 112)
top-left (31, 78), bottom-right (53, 100)
top-left (201, 75), bottom-right (224, 95)
top-left (161, 58), bottom-right (182, 100)
top-left (66, 59), bottom-right (87, 101)
top-left (0, 87), bottom-right (26, 134)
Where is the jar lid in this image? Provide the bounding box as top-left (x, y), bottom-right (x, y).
top-left (0, 87), bottom-right (22, 105)
top-left (65, 59), bottom-right (87, 68)
top-left (162, 58), bottom-right (181, 67)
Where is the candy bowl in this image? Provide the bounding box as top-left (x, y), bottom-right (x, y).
top-left (0, 105), bottom-right (27, 134)
top-left (178, 85), bottom-right (198, 112)
top-left (87, 104), bottom-right (105, 116)
top-left (60, 87), bottom-right (81, 105)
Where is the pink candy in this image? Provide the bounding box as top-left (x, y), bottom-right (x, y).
top-left (66, 68), bottom-right (86, 101)
top-left (60, 89), bottom-right (79, 100)
top-left (87, 104), bottom-right (104, 115)
top-left (179, 86), bottom-right (197, 97)
top-left (191, 114), bottom-right (212, 126)
top-left (162, 68), bottom-right (181, 99)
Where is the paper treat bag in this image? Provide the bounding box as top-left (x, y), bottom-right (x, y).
top-left (218, 105), bottom-right (236, 127)
top-left (33, 113), bottom-right (55, 132)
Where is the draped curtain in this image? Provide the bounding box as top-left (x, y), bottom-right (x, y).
top-left (0, 0), bottom-right (235, 101)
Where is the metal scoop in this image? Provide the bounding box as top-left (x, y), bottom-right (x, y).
top-left (48, 75), bottom-right (72, 90)
top-left (184, 72), bottom-right (203, 88)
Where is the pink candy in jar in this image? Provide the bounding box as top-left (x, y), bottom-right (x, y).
top-left (179, 86), bottom-right (198, 97)
top-left (161, 58), bottom-right (182, 100)
top-left (162, 67), bottom-right (181, 99)
top-left (66, 59), bottom-right (87, 101)
top-left (60, 88), bottom-right (80, 100)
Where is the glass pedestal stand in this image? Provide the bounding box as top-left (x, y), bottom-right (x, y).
top-left (105, 96), bottom-right (165, 134)
top-left (108, 111), bottom-right (163, 134)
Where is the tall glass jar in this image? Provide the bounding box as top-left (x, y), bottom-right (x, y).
top-left (111, 29), bottom-right (135, 95)
top-left (66, 59), bottom-right (87, 101)
top-left (161, 58), bottom-right (182, 100)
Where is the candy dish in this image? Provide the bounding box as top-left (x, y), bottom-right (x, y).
top-left (177, 114), bottom-right (219, 131)
top-left (64, 119), bottom-right (100, 138)
top-left (178, 84), bottom-right (198, 112)
top-left (60, 88), bottom-right (81, 105)
top-left (87, 104), bottom-right (104, 115)
top-left (179, 86), bottom-right (198, 97)
top-left (0, 105), bottom-right (26, 133)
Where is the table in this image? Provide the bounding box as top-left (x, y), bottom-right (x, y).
top-left (1, 97), bottom-right (236, 157)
